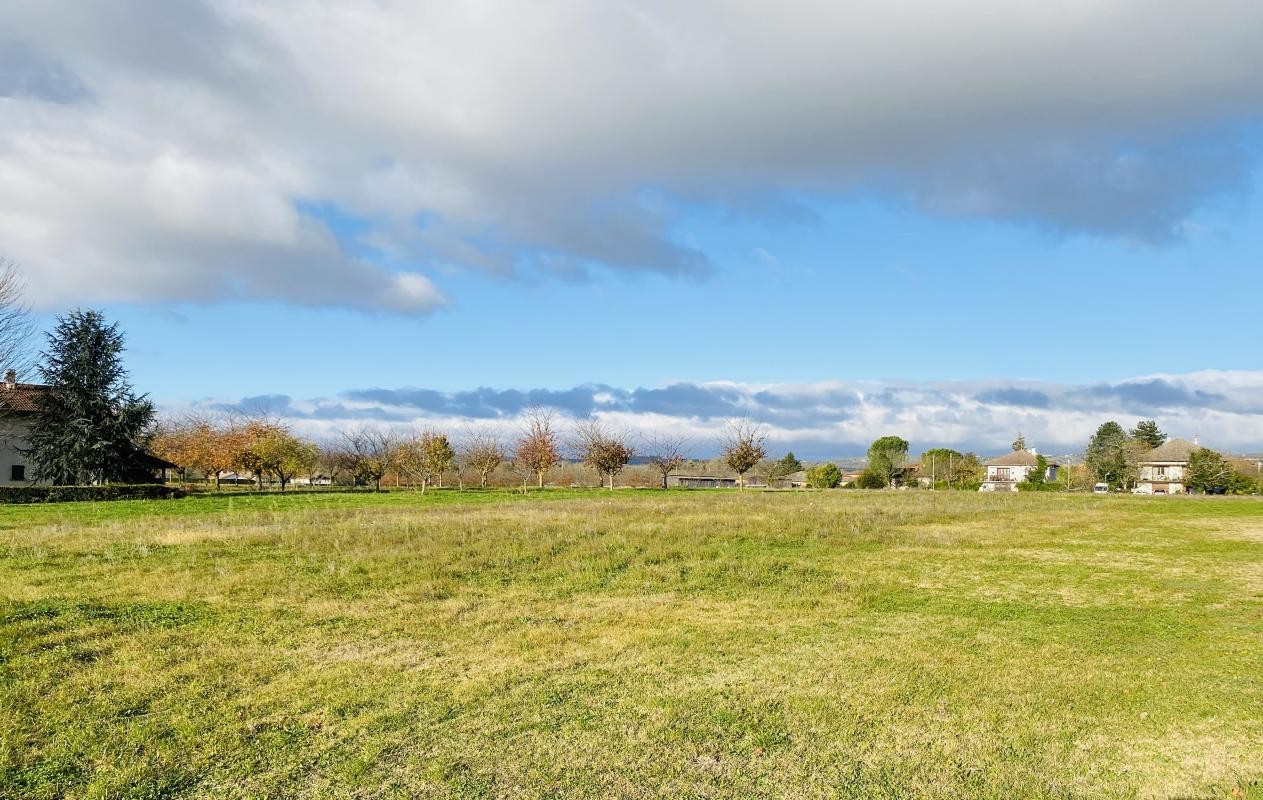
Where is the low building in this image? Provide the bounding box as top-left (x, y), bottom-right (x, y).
top-left (1136, 438), bottom-right (1201, 495)
top-left (979, 449), bottom-right (1058, 492)
top-left (666, 474), bottom-right (739, 488)
top-left (768, 470), bottom-right (808, 489)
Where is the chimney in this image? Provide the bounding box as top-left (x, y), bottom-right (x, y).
top-left (3, 370), bottom-right (14, 390)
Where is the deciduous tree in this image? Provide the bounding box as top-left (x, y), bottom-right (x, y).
top-left (462, 428), bottom-right (506, 488)
top-left (644, 435), bottom-right (688, 490)
top-left (251, 427), bottom-right (317, 492)
top-left (341, 427), bottom-right (395, 491)
top-left (514, 407), bottom-right (560, 489)
top-left (1086, 421), bottom-right (1136, 490)
top-left (420, 430), bottom-right (456, 491)
top-left (720, 419), bottom-right (767, 490)
top-left (1185, 448), bottom-right (1233, 494)
top-left (0, 259), bottom-right (32, 387)
top-left (805, 462), bottom-right (843, 488)
top-left (573, 418), bottom-right (635, 489)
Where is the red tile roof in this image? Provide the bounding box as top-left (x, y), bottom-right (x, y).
top-left (0, 383), bottom-right (52, 414)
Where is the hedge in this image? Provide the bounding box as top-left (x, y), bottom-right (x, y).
top-left (0, 484), bottom-right (186, 504)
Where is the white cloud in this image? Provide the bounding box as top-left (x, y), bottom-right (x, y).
top-left (194, 370), bottom-right (1263, 456)
top-left (2, 1), bottom-right (1262, 311)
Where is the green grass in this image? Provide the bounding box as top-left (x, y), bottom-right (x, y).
top-left (2, 489), bottom-right (1261, 799)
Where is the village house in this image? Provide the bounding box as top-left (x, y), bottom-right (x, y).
top-left (979, 449), bottom-right (1058, 492)
top-left (0, 370), bottom-right (44, 485)
top-left (1135, 438), bottom-right (1201, 495)
top-left (0, 369), bottom-right (176, 485)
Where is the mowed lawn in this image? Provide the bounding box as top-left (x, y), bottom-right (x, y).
top-left (2, 490), bottom-right (1262, 799)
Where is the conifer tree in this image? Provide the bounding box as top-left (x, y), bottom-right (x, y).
top-left (25, 310), bottom-right (155, 484)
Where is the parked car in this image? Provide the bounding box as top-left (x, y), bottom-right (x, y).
top-left (1093, 483), bottom-right (1109, 494)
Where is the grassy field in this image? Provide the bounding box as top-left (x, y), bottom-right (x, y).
top-left (2, 489), bottom-right (1261, 799)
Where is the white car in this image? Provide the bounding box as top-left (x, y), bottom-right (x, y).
top-left (1093, 483), bottom-right (1109, 494)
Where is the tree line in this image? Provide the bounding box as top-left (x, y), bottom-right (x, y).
top-left (5, 300), bottom-right (1259, 494)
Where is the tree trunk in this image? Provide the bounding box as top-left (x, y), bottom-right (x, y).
top-left (481, 473), bottom-right (489, 489)
top-left (608, 473), bottom-right (614, 490)
top-left (537, 472), bottom-right (544, 489)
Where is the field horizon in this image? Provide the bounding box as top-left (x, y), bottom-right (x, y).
top-left (2, 489), bottom-right (1261, 799)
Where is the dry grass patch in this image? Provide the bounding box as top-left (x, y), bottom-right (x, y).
top-left (2, 489), bottom-right (1261, 798)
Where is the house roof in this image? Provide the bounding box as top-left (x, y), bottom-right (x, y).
top-left (1142, 438), bottom-right (1202, 464)
top-left (986, 450), bottom-right (1040, 467)
top-left (0, 383), bottom-right (51, 414)
top-left (137, 451), bottom-right (180, 470)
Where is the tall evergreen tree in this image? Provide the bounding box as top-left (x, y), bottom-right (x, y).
top-left (778, 452), bottom-right (804, 473)
top-left (1085, 421), bottom-right (1134, 490)
top-left (1011, 431), bottom-right (1027, 451)
top-left (1130, 419), bottom-right (1167, 450)
top-left (24, 310), bottom-right (155, 485)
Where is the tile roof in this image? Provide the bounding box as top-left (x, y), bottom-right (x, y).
top-left (1142, 438), bottom-right (1202, 463)
top-left (0, 383), bottom-right (51, 414)
top-left (985, 450), bottom-right (1040, 467)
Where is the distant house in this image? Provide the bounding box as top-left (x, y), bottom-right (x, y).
top-left (666, 474), bottom-right (740, 488)
top-left (1, 369), bottom-right (177, 485)
top-left (768, 470), bottom-right (808, 489)
top-left (1136, 438), bottom-right (1201, 495)
top-left (979, 449), bottom-right (1058, 492)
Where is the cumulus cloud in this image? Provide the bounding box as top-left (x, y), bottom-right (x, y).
top-left (3, 1), bottom-right (1263, 311)
top-left (196, 370), bottom-right (1263, 458)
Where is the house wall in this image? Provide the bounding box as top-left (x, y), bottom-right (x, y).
top-left (1138, 462), bottom-right (1187, 493)
top-left (1140, 464), bottom-right (1185, 481)
top-left (0, 416), bottom-right (36, 485)
top-left (986, 465), bottom-right (1033, 483)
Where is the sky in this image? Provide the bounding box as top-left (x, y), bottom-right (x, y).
top-left (3, 1), bottom-right (1263, 457)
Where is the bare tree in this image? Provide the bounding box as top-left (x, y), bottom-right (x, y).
top-left (572, 417), bottom-right (635, 490)
top-left (462, 427), bottom-right (506, 488)
top-left (341, 427), bottom-right (396, 491)
top-left (513, 406), bottom-right (560, 490)
top-left (0, 259), bottom-right (33, 394)
top-left (644, 434), bottom-right (689, 489)
top-left (720, 418), bottom-right (767, 490)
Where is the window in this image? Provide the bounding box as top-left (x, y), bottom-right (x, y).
top-left (10, 464), bottom-right (25, 482)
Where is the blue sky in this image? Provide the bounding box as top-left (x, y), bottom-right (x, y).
top-left (6, 2), bottom-right (1263, 455)
top-left (46, 179), bottom-right (1263, 401)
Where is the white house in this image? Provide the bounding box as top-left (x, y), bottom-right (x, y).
top-left (1, 369), bottom-right (177, 485)
top-left (979, 449), bottom-right (1058, 492)
top-left (1135, 438), bottom-right (1201, 495)
top-left (0, 370), bottom-right (44, 485)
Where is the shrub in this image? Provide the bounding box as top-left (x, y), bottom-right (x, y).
top-left (805, 463), bottom-right (843, 489)
top-left (0, 485), bottom-right (185, 504)
top-left (852, 469), bottom-right (888, 490)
